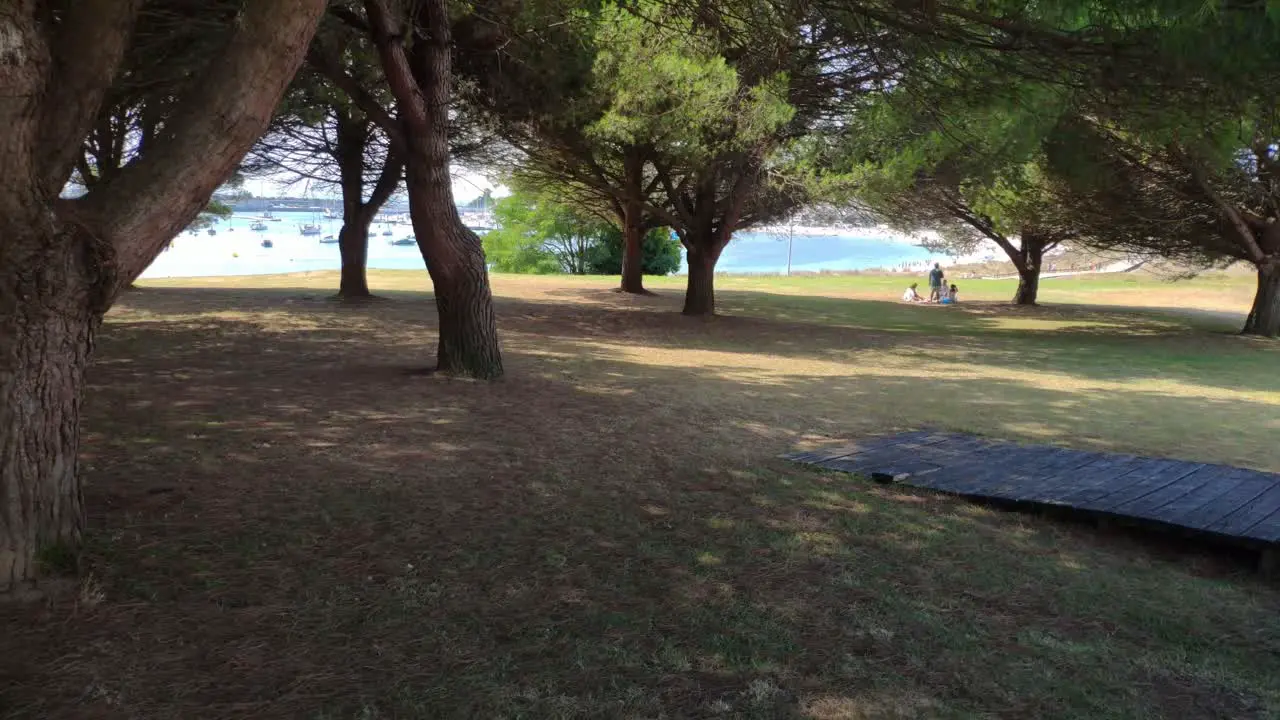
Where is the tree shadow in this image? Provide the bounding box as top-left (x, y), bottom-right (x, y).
top-left (109, 285), bottom-right (1280, 465)
top-left (522, 284), bottom-right (1280, 395)
top-left (3, 285), bottom-right (1274, 717)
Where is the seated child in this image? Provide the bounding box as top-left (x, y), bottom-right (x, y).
top-left (941, 284), bottom-right (958, 304)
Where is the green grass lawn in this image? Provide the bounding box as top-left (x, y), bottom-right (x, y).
top-left (3, 270), bottom-right (1277, 719)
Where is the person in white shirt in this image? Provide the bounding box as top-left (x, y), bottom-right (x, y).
top-left (902, 283), bottom-right (923, 302)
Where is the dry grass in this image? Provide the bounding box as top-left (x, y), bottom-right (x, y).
top-left (2, 270), bottom-right (1278, 719)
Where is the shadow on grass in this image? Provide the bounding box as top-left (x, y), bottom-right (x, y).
top-left (1, 286), bottom-right (1277, 719)
top-left (515, 284), bottom-right (1277, 396)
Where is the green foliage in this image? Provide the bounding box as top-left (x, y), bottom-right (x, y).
top-left (583, 228), bottom-right (682, 276)
top-left (813, 48), bottom-right (1092, 260)
top-left (485, 188), bottom-right (681, 276)
top-left (186, 198), bottom-right (234, 232)
top-left (484, 192), bottom-right (576, 274)
top-left (486, 189), bottom-right (614, 274)
top-left (587, 3), bottom-right (795, 165)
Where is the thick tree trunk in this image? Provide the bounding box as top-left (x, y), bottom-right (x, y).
top-left (619, 148), bottom-right (647, 294)
top-left (621, 207), bottom-right (646, 294)
top-left (683, 243), bottom-right (723, 316)
top-left (1013, 267), bottom-right (1040, 305)
top-left (336, 112), bottom-right (373, 299)
top-left (368, 0), bottom-right (503, 378)
top-left (0, 0), bottom-right (325, 597)
top-left (405, 179), bottom-right (503, 377)
top-left (332, 112), bottom-right (373, 299)
top-left (1243, 260), bottom-right (1280, 337)
top-left (1012, 239), bottom-right (1045, 306)
top-left (337, 221), bottom-right (371, 298)
top-left (0, 218), bottom-right (99, 595)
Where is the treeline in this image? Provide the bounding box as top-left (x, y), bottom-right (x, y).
top-left (5, 0), bottom-right (1280, 593)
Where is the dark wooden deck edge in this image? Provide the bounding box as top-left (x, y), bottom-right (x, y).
top-left (782, 433), bottom-right (1280, 574)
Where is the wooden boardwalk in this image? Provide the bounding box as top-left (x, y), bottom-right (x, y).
top-left (785, 431), bottom-right (1280, 548)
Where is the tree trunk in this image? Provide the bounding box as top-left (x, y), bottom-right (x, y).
top-left (0, 219), bottom-right (99, 595)
top-left (368, 0), bottom-right (503, 378)
top-left (403, 178), bottom-right (503, 377)
top-left (619, 149), bottom-right (647, 294)
top-left (336, 112), bottom-right (373, 299)
top-left (1243, 260), bottom-right (1280, 337)
top-left (621, 207), bottom-right (646, 294)
top-left (1013, 267), bottom-right (1040, 305)
top-left (1012, 238), bottom-right (1045, 306)
top-left (0, 0), bottom-right (325, 597)
top-left (683, 243), bottom-right (722, 316)
top-left (337, 221), bottom-right (371, 298)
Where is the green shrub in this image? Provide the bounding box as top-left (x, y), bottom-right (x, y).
top-left (584, 227), bottom-right (683, 276)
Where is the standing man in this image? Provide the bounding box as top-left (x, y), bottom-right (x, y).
top-left (928, 263), bottom-right (945, 303)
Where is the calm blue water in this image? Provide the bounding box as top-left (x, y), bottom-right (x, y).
top-left (141, 211), bottom-right (937, 279)
top-left (703, 232), bottom-right (933, 274)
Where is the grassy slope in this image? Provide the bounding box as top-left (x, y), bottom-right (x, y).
top-left (2, 270), bottom-right (1277, 719)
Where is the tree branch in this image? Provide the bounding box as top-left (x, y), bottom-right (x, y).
top-left (307, 43), bottom-right (406, 150)
top-left (363, 0), bottom-right (431, 138)
top-left (1185, 152), bottom-right (1267, 263)
top-left (38, 0), bottom-right (142, 193)
top-left (73, 0), bottom-right (328, 288)
top-left (362, 151), bottom-right (404, 220)
top-left (941, 196), bottom-right (1025, 270)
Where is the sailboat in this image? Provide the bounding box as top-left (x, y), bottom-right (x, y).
top-left (298, 183), bottom-right (325, 237)
top-left (251, 220), bottom-right (268, 231)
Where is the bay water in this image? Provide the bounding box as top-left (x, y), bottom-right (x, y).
top-left (141, 211), bottom-right (938, 279)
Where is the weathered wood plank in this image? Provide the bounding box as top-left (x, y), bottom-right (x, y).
top-left (915, 458), bottom-right (1020, 496)
top-left (867, 430), bottom-right (955, 452)
top-left (927, 445), bottom-right (1082, 496)
top-left (1204, 485), bottom-right (1280, 538)
top-left (1029, 455), bottom-right (1155, 505)
top-left (1122, 468), bottom-right (1256, 525)
top-left (1242, 509), bottom-right (1280, 543)
top-left (1070, 461), bottom-right (1204, 512)
top-left (819, 451), bottom-right (940, 478)
top-left (1244, 502), bottom-right (1280, 540)
top-left (845, 459), bottom-right (944, 479)
top-left (1049, 456), bottom-right (1187, 507)
top-left (785, 431), bottom-right (1280, 548)
top-left (961, 450), bottom-right (1064, 498)
top-left (1176, 475), bottom-right (1278, 530)
top-left (784, 447), bottom-right (858, 464)
top-left (987, 449), bottom-right (1110, 496)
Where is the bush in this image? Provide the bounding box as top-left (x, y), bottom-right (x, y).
top-left (584, 227), bottom-right (683, 276)
top-left (484, 188), bottom-right (684, 276)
